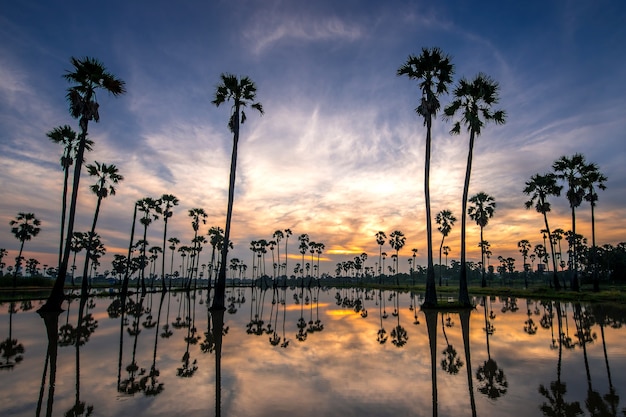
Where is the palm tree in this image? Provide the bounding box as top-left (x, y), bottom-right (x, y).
top-left (375, 231), bottom-right (387, 285)
top-left (188, 208), bottom-right (207, 289)
top-left (157, 195), bottom-right (178, 292)
top-left (273, 230), bottom-right (284, 279)
top-left (43, 57), bottom-right (125, 312)
top-left (207, 226), bottom-right (225, 287)
top-left (468, 192), bottom-right (496, 288)
top-left (444, 74), bottom-right (506, 306)
top-left (553, 153), bottom-right (587, 291)
top-left (398, 47), bottom-right (454, 308)
top-left (167, 237), bottom-right (180, 287)
top-left (211, 73), bottom-right (263, 310)
top-left (436, 209), bottom-right (457, 286)
top-left (10, 212), bottom-right (41, 287)
top-left (389, 231), bottom-right (406, 285)
top-left (0, 248), bottom-right (8, 276)
top-left (524, 173), bottom-right (563, 290)
top-left (79, 161), bottom-right (123, 296)
top-left (47, 125), bottom-right (83, 269)
top-left (582, 162), bottom-right (607, 292)
top-left (518, 239), bottom-right (531, 287)
top-left (138, 197), bottom-right (160, 294)
top-left (298, 234), bottom-right (309, 281)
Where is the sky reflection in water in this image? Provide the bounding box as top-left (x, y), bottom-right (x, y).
top-left (1, 287), bottom-right (625, 417)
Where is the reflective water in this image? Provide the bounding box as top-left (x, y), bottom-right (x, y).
top-left (1, 287), bottom-right (625, 417)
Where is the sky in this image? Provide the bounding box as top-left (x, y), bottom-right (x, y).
top-left (1, 0), bottom-right (625, 277)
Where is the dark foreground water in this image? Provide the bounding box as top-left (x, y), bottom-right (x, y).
top-left (1, 287), bottom-right (625, 417)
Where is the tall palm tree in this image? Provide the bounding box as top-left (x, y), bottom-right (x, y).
top-left (524, 173), bottom-right (563, 289)
top-left (272, 230), bottom-right (284, 279)
top-left (10, 212), bottom-right (41, 287)
top-left (444, 74), bottom-right (506, 306)
top-left (468, 192), bottom-right (496, 288)
top-left (283, 229), bottom-right (292, 284)
top-left (582, 162), bottom-right (607, 292)
top-left (187, 208), bottom-right (207, 290)
top-left (157, 195), bottom-right (178, 292)
top-left (44, 57), bottom-right (125, 312)
top-left (79, 162), bottom-right (123, 296)
top-left (398, 47), bottom-right (454, 308)
top-left (167, 237), bottom-right (180, 280)
top-left (436, 209), bottom-right (457, 286)
top-left (138, 197), bottom-right (160, 294)
top-left (553, 153), bottom-right (587, 291)
top-left (375, 231), bottom-right (387, 285)
top-left (211, 73), bottom-right (263, 310)
top-left (389, 231), bottom-right (406, 285)
top-left (518, 239), bottom-right (531, 287)
top-left (207, 226), bottom-right (225, 287)
top-left (47, 125), bottom-right (83, 269)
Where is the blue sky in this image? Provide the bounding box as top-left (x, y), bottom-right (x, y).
top-left (1, 0), bottom-right (625, 275)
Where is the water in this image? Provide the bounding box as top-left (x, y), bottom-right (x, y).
top-left (1, 287), bottom-right (625, 417)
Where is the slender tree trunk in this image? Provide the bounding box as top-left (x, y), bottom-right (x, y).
top-left (425, 308), bottom-right (438, 417)
top-left (480, 227), bottom-right (486, 287)
top-left (212, 104), bottom-right (240, 311)
top-left (12, 241), bottom-right (25, 289)
top-left (58, 155), bottom-right (71, 271)
top-left (459, 131), bottom-right (475, 307)
top-left (424, 117), bottom-right (437, 307)
top-left (160, 220), bottom-right (168, 292)
top-left (121, 203), bottom-right (138, 296)
top-left (542, 213), bottom-right (561, 290)
top-left (460, 309), bottom-right (477, 417)
top-left (80, 194), bottom-right (103, 297)
top-left (591, 201), bottom-right (600, 292)
top-left (570, 207), bottom-right (579, 291)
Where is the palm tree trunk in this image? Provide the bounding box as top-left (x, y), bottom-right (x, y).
top-left (81, 194), bottom-right (103, 297)
top-left (480, 227), bottom-right (486, 287)
top-left (425, 308), bottom-right (438, 417)
top-left (160, 220), bottom-right (168, 292)
top-left (460, 309), bottom-right (477, 417)
top-left (570, 207), bottom-right (579, 291)
top-left (424, 117), bottom-right (437, 307)
top-left (542, 215), bottom-right (561, 290)
top-left (459, 130), bottom-right (475, 307)
top-left (121, 203), bottom-right (138, 296)
top-left (58, 155), bottom-right (71, 270)
top-left (212, 105), bottom-right (240, 311)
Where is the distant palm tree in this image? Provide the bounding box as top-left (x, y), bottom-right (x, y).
top-left (207, 226), bottom-right (225, 287)
top-left (79, 161), bottom-right (123, 296)
top-left (157, 195), bottom-right (178, 292)
top-left (444, 74), bottom-right (506, 306)
top-left (375, 231), bottom-right (387, 285)
top-left (44, 57), bottom-right (125, 312)
top-left (167, 237), bottom-right (180, 286)
top-left (389, 231), bottom-right (406, 285)
top-left (468, 192), bottom-right (496, 288)
top-left (436, 210), bottom-right (457, 286)
top-left (211, 73), bottom-right (263, 310)
top-left (298, 234), bottom-right (309, 280)
top-left (283, 229), bottom-right (292, 284)
top-left (138, 198), bottom-right (160, 294)
top-left (188, 208), bottom-right (207, 289)
top-left (582, 162), bottom-right (607, 292)
top-left (0, 248), bottom-right (8, 276)
top-left (518, 239), bottom-right (531, 287)
top-left (10, 212), bottom-right (41, 287)
top-left (273, 230), bottom-right (284, 278)
top-left (524, 173), bottom-right (563, 289)
top-left (398, 47), bottom-right (454, 308)
top-left (553, 153), bottom-right (587, 291)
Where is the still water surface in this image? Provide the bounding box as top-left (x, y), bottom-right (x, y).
top-left (1, 287), bottom-right (625, 417)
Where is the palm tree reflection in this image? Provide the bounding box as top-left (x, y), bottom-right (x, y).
top-left (476, 296), bottom-right (508, 400)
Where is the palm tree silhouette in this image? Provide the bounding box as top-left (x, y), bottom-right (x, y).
top-left (47, 125), bottom-right (85, 270)
top-left (375, 231), bottom-right (387, 285)
top-left (44, 57), bottom-right (125, 312)
top-left (137, 198), bottom-right (160, 294)
top-left (553, 154), bottom-right (588, 291)
top-left (468, 192), bottom-right (496, 288)
top-left (211, 73), bottom-right (263, 310)
top-left (283, 229), bottom-right (292, 286)
top-left (9, 212), bottom-right (41, 287)
top-left (444, 74), bottom-right (506, 306)
top-left (157, 195), bottom-right (178, 292)
top-left (398, 47), bottom-right (453, 308)
top-left (167, 237), bottom-right (180, 288)
top-left (582, 162), bottom-right (607, 292)
top-left (436, 210), bottom-right (456, 287)
top-left (524, 173), bottom-right (563, 289)
top-left (79, 161), bottom-right (122, 296)
top-left (476, 297), bottom-right (508, 400)
top-left (389, 230), bottom-right (406, 285)
top-left (440, 313), bottom-right (463, 375)
top-left (518, 239), bottom-right (532, 288)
